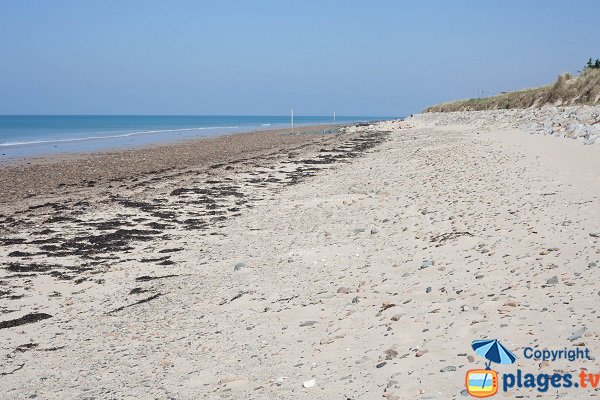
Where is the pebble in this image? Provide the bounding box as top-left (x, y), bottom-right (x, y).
top-left (546, 275), bottom-right (559, 285)
top-left (568, 327), bottom-right (588, 341)
top-left (234, 262), bottom-right (246, 271)
top-left (440, 366), bottom-right (456, 372)
top-left (302, 379), bottom-right (315, 388)
top-left (376, 362), bottom-right (387, 368)
top-left (420, 260), bottom-right (434, 269)
top-left (384, 349), bottom-right (398, 360)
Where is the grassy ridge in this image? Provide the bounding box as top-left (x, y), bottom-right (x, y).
top-left (425, 68), bottom-right (600, 112)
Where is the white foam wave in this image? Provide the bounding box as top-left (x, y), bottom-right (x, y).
top-left (0, 126), bottom-right (241, 147)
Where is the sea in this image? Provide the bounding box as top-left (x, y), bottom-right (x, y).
top-left (0, 115), bottom-right (390, 159)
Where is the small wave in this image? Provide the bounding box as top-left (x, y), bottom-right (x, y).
top-left (260, 124), bottom-right (271, 126)
top-left (0, 126), bottom-right (241, 147)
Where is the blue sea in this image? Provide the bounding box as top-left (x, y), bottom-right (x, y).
top-left (0, 115), bottom-right (388, 160)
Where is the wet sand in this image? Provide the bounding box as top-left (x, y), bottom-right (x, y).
top-left (0, 125), bottom-right (340, 207)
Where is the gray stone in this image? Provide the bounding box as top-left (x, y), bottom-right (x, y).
top-left (568, 327), bottom-right (588, 342)
top-left (440, 366), bottom-right (456, 372)
top-left (546, 275), bottom-right (559, 285)
top-left (234, 262), bottom-right (246, 271)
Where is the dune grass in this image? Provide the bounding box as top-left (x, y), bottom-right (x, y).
top-left (425, 68), bottom-right (600, 112)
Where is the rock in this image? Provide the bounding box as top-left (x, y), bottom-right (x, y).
top-left (302, 379), bottom-right (315, 388)
top-left (590, 232), bottom-right (600, 238)
top-left (415, 349), bottom-right (428, 357)
top-left (299, 320), bottom-right (318, 327)
top-left (425, 286), bottom-right (432, 293)
top-left (376, 362), bottom-right (387, 368)
top-left (420, 260), bottom-right (434, 269)
top-left (588, 261), bottom-right (597, 268)
top-left (440, 366), bottom-right (456, 372)
top-left (546, 276), bottom-right (559, 285)
top-left (384, 349), bottom-right (398, 360)
top-left (234, 262), bottom-right (246, 271)
top-left (467, 355), bottom-right (475, 363)
top-left (370, 227), bottom-right (380, 234)
top-left (390, 314), bottom-right (402, 321)
top-left (568, 327), bottom-right (588, 342)
top-left (337, 287), bottom-right (351, 294)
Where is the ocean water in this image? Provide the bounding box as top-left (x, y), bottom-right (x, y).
top-left (0, 115), bottom-right (388, 159)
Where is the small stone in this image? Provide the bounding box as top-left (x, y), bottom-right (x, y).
top-left (337, 287), bottom-right (351, 294)
top-left (588, 261), bottom-right (597, 268)
top-left (568, 327), bottom-right (588, 342)
top-left (390, 314), bottom-right (402, 321)
top-left (467, 355), bottom-right (475, 363)
top-left (302, 379), bottom-right (315, 388)
top-left (425, 287), bottom-right (432, 293)
top-left (415, 349), bottom-right (428, 357)
top-left (376, 362), bottom-right (387, 368)
top-left (420, 259), bottom-right (434, 269)
top-left (546, 276), bottom-right (559, 285)
top-left (384, 349), bottom-right (398, 360)
top-left (370, 227), bottom-right (379, 234)
top-left (234, 262), bottom-right (246, 271)
top-left (440, 366), bottom-right (456, 372)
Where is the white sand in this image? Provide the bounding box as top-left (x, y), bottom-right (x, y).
top-left (1, 111), bottom-right (599, 399)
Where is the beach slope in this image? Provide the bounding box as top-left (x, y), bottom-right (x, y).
top-left (1, 115), bottom-right (599, 399)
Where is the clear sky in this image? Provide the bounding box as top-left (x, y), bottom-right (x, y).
top-left (1, 0), bottom-right (598, 116)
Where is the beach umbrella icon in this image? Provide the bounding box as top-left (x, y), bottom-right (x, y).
top-left (471, 339), bottom-right (516, 390)
top-left (472, 339), bottom-right (516, 369)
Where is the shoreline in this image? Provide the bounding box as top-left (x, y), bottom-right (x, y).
top-left (0, 123), bottom-right (360, 206)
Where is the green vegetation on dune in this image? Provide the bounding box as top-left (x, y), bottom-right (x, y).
top-left (425, 60), bottom-right (600, 112)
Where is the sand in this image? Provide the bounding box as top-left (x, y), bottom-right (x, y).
top-left (0, 113), bottom-right (599, 399)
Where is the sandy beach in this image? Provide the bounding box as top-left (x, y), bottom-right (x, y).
top-left (1, 110), bottom-right (599, 399)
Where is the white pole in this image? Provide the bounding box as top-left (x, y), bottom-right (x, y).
top-left (291, 109), bottom-right (294, 133)
top-left (333, 111), bottom-right (336, 123)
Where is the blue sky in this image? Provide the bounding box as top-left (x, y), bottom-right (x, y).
top-left (0, 0), bottom-right (598, 116)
